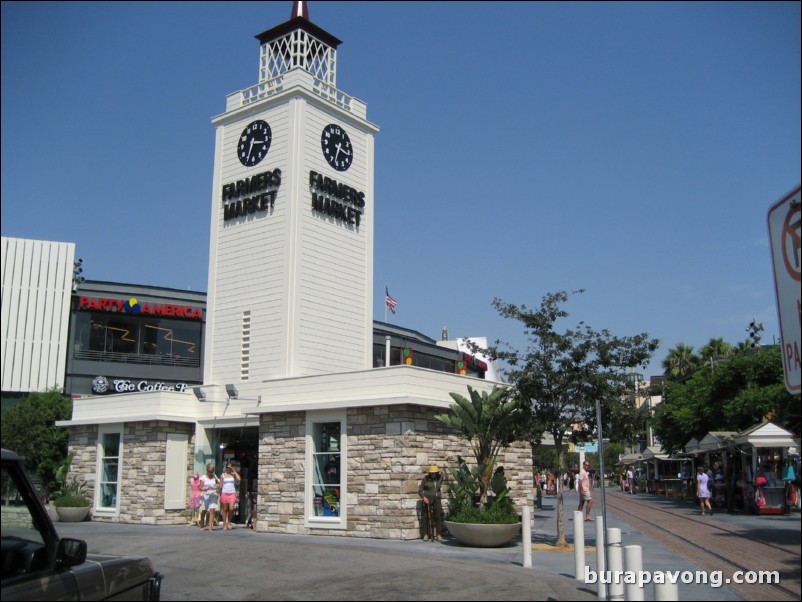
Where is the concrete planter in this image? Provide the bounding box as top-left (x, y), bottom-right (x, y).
top-left (444, 520), bottom-right (521, 547)
top-left (56, 506), bottom-right (90, 522)
top-left (45, 501), bottom-right (59, 522)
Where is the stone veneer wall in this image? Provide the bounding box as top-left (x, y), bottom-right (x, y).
top-left (257, 405), bottom-right (533, 539)
top-left (67, 421), bottom-right (195, 525)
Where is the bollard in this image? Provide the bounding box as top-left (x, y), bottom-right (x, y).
top-left (624, 545), bottom-right (644, 601)
top-left (607, 527), bottom-right (624, 601)
top-left (654, 578), bottom-right (679, 601)
top-left (573, 511), bottom-right (585, 581)
top-left (522, 506), bottom-right (532, 568)
top-left (596, 517), bottom-right (607, 600)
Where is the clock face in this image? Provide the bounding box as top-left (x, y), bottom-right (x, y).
top-left (238, 120), bottom-right (272, 167)
top-left (321, 124), bottom-right (353, 172)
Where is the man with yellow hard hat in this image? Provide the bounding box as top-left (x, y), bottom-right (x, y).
top-left (418, 465), bottom-right (444, 541)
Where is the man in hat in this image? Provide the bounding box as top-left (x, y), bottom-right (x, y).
top-left (418, 465), bottom-right (444, 540)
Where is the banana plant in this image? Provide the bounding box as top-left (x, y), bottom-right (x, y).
top-left (436, 386), bottom-right (520, 505)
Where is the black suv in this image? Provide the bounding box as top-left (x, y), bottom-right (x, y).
top-left (1, 449), bottom-right (162, 600)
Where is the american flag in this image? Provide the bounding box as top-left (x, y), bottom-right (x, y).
top-left (385, 287), bottom-right (398, 314)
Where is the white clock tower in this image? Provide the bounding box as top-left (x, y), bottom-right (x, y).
top-left (204, 2), bottom-right (378, 386)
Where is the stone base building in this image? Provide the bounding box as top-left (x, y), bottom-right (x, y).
top-left (61, 368), bottom-right (533, 539)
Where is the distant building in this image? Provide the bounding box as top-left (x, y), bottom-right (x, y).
top-left (1, 237), bottom-right (75, 407)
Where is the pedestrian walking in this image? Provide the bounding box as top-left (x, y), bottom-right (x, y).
top-left (627, 465), bottom-right (636, 494)
top-left (696, 465), bottom-right (713, 516)
top-left (200, 463), bottom-right (220, 531)
top-left (578, 461), bottom-right (593, 521)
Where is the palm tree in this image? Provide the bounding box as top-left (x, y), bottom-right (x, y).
top-left (699, 337), bottom-right (733, 364)
top-left (435, 386), bottom-right (519, 505)
top-left (662, 343), bottom-right (700, 380)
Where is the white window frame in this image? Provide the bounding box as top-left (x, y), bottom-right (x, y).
top-left (305, 410), bottom-right (347, 530)
top-left (94, 423), bottom-right (123, 517)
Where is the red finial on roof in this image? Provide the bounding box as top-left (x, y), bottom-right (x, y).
top-left (291, 1), bottom-right (309, 20)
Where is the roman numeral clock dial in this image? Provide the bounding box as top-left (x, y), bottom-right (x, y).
top-left (238, 120), bottom-right (272, 167)
top-left (321, 124), bottom-right (353, 172)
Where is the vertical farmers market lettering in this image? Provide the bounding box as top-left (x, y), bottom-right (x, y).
top-left (222, 168), bottom-right (281, 221)
top-left (309, 171), bottom-right (365, 227)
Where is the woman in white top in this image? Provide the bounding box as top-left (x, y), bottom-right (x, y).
top-left (220, 462), bottom-right (241, 531)
top-left (200, 463), bottom-right (220, 532)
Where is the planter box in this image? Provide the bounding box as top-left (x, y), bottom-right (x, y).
top-left (56, 506), bottom-right (90, 522)
top-left (444, 520), bottom-right (521, 547)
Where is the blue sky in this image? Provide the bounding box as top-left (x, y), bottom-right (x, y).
top-left (2, 1), bottom-right (800, 378)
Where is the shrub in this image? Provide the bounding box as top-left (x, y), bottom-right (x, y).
top-left (53, 473), bottom-right (89, 506)
top-left (53, 495), bottom-right (90, 508)
top-left (446, 456), bottom-right (519, 524)
top-left (448, 495), bottom-right (519, 524)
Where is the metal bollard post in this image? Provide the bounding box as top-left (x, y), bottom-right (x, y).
top-left (596, 517), bottom-right (607, 600)
top-left (654, 577), bottom-right (678, 601)
top-left (573, 511), bottom-right (585, 580)
top-left (522, 506), bottom-right (532, 568)
top-left (606, 528), bottom-right (624, 601)
top-left (624, 545), bottom-right (644, 601)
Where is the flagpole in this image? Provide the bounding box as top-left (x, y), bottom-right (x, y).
top-left (384, 282), bottom-right (388, 323)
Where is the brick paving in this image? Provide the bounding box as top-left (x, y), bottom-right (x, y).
top-left (604, 490), bottom-right (801, 601)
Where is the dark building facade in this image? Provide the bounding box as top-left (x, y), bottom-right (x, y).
top-left (65, 281), bottom-right (206, 397)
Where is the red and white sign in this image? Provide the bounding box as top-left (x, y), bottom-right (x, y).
top-left (767, 184), bottom-right (801, 394)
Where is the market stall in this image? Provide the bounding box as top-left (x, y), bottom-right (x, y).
top-left (696, 431), bottom-right (738, 509)
top-left (734, 422), bottom-right (799, 515)
top-left (644, 446), bottom-right (691, 497)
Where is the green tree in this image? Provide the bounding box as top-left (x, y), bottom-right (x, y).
top-left (652, 346), bottom-right (799, 453)
top-left (699, 337), bottom-right (733, 364)
top-left (0, 389), bottom-right (72, 490)
top-left (435, 385), bottom-right (520, 505)
top-left (479, 290), bottom-right (659, 546)
top-left (662, 343), bottom-right (700, 380)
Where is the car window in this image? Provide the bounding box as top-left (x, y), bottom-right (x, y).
top-left (0, 466), bottom-right (44, 546)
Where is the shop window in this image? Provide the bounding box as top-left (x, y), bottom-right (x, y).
top-left (74, 311), bottom-right (201, 367)
top-left (307, 412), bottom-right (346, 528)
top-left (96, 426), bottom-right (123, 514)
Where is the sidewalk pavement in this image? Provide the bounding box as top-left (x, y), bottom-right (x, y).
top-left (56, 490), bottom-right (751, 601)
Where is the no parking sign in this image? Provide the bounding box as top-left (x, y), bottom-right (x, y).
top-left (767, 184), bottom-right (801, 394)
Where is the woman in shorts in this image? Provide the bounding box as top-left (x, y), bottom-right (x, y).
top-left (200, 463), bottom-right (220, 532)
top-left (220, 462), bottom-right (241, 530)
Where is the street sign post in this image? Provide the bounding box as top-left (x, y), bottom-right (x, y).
top-left (767, 184), bottom-right (801, 395)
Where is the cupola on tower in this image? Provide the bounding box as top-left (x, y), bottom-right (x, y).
top-left (204, 1), bottom-right (379, 386)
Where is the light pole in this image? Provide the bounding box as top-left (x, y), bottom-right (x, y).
top-left (595, 396), bottom-right (609, 599)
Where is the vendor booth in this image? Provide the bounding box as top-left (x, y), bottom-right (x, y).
top-left (696, 432), bottom-right (738, 510)
top-left (735, 422), bottom-right (799, 515)
top-left (643, 447), bottom-right (691, 497)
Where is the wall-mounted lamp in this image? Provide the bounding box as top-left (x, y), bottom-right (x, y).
top-left (193, 386), bottom-right (207, 401)
top-left (224, 384), bottom-right (261, 405)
